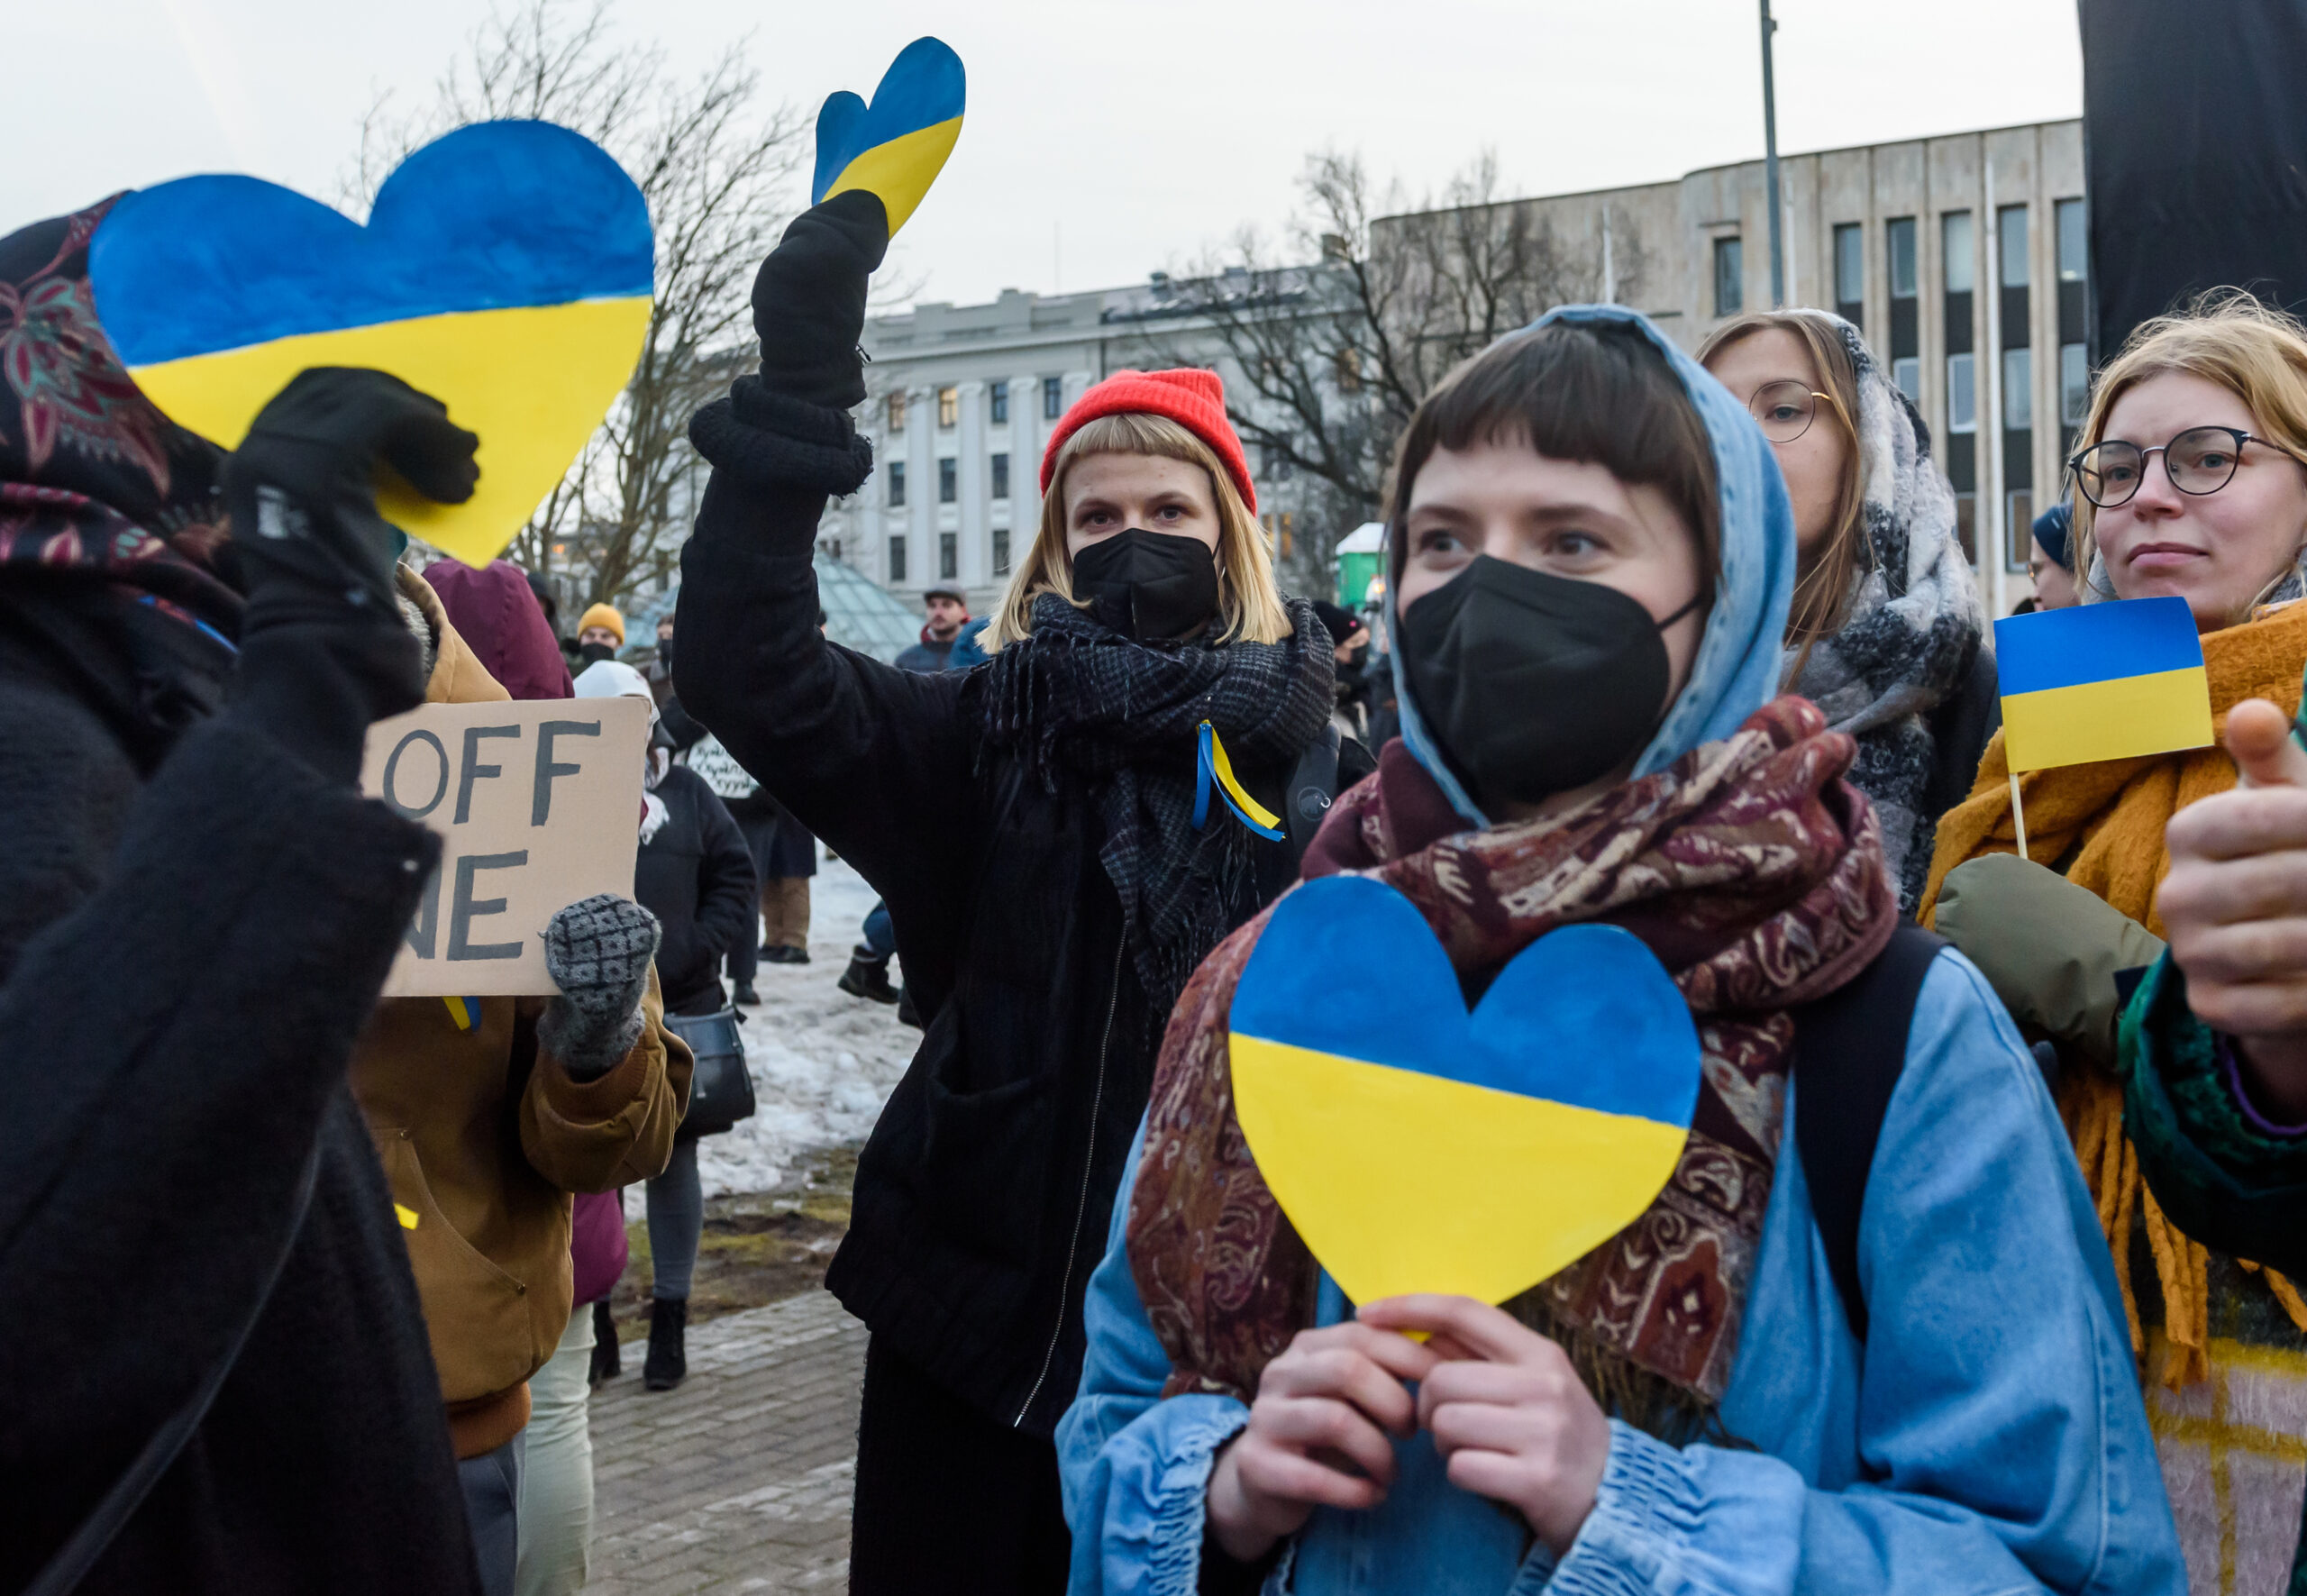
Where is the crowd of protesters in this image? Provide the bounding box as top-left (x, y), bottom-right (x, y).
top-left (20, 147), bottom-right (2307, 1596)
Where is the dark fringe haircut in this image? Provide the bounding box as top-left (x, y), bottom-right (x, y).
top-left (1385, 320), bottom-right (1723, 601)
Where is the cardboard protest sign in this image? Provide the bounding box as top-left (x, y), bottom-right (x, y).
top-left (1227, 875), bottom-right (1701, 1309)
top-left (361, 696), bottom-right (651, 997)
top-left (87, 121), bottom-right (653, 570)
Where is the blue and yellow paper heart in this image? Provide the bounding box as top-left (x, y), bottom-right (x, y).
top-left (812, 38), bottom-right (965, 235)
top-left (88, 121), bottom-right (653, 569)
top-left (1228, 875), bottom-right (1701, 1308)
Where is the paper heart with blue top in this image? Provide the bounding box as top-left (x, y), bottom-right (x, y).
top-left (810, 38), bottom-right (965, 236)
top-left (88, 120), bottom-right (652, 569)
top-left (1228, 873), bottom-right (1702, 1308)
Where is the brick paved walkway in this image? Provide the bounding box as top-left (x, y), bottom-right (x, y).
top-left (588, 1291), bottom-right (867, 1593)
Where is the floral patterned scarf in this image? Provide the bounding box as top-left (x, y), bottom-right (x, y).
top-left (1124, 696), bottom-right (1899, 1432)
top-left (0, 197), bottom-right (241, 640)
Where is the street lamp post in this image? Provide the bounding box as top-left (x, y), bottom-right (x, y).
top-left (1760, 0), bottom-right (1784, 309)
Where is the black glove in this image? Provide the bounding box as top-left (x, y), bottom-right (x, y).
top-left (223, 368), bottom-right (479, 782)
top-left (537, 893), bottom-right (662, 1081)
top-left (751, 191), bottom-right (890, 411)
top-left (226, 367), bottom-right (479, 624)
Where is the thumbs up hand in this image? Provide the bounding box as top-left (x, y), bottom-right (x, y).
top-left (2159, 695), bottom-right (2307, 1121)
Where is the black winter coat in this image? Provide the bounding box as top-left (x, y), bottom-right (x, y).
top-left (633, 761), bottom-right (758, 1015)
top-left (0, 596), bottom-right (480, 1593)
top-left (676, 472), bottom-right (1368, 1435)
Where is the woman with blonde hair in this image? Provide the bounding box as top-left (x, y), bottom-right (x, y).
top-left (671, 194), bottom-right (1358, 1593)
top-left (1701, 310), bottom-right (1992, 910)
top-left (1923, 289), bottom-right (2307, 1588)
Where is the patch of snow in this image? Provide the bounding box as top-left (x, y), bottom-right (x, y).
top-left (687, 851), bottom-right (916, 1199)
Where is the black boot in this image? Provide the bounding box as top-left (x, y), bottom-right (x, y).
top-left (588, 1299), bottom-right (620, 1386)
top-left (837, 947), bottom-right (899, 1004)
top-left (732, 980), bottom-right (761, 1007)
top-left (643, 1297), bottom-right (688, 1391)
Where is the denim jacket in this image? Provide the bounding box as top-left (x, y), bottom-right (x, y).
top-left (1056, 951), bottom-right (2183, 1595)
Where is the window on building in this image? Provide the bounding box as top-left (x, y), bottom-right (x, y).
top-left (939, 532), bottom-right (957, 580)
top-left (990, 380), bottom-right (1008, 424)
top-left (888, 461), bottom-right (906, 507)
top-left (1943, 212), bottom-right (1975, 295)
top-left (1947, 354), bottom-right (1977, 433)
top-left (1999, 205), bottom-right (2030, 288)
top-left (1712, 237), bottom-right (1743, 318)
top-left (888, 535), bottom-right (907, 583)
top-left (887, 391), bottom-right (907, 432)
top-left (1334, 348), bottom-right (1363, 394)
top-left (1887, 217), bottom-right (1918, 300)
top-left (937, 386), bottom-right (958, 429)
top-left (990, 451), bottom-right (1010, 500)
top-left (2055, 198), bottom-right (2090, 459)
top-left (992, 527), bottom-right (1011, 576)
top-left (1833, 223), bottom-right (1864, 327)
top-left (2006, 489), bottom-right (2034, 553)
top-left (938, 458), bottom-right (957, 504)
top-left (1043, 376), bottom-right (1063, 419)
top-left (1887, 217), bottom-right (1919, 383)
top-left (2003, 348), bottom-right (2033, 431)
top-left (2060, 342), bottom-right (2090, 459)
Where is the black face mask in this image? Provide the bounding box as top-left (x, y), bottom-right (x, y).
top-left (1071, 528), bottom-right (1221, 643)
top-left (579, 640), bottom-right (616, 665)
top-left (1398, 555), bottom-right (1700, 809)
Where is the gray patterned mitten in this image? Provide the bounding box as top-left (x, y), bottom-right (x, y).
top-left (538, 894), bottom-right (661, 1081)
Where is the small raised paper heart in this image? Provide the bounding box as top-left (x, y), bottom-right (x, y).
top-left (89, 121), bottom-right (653, 570)
top-left (1228, 873), bottom-right (1702, 1309)
top-left (811, 37), bottom-right (966, 236)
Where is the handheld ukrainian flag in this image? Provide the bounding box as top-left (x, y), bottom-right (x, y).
top-left (1996, 596), bottom-right (2213, 773)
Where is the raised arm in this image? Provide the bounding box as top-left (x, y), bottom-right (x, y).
top-left (675, 192), bottom-right (976, 902)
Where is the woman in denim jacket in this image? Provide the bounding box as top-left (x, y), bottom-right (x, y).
top-left (1055, 308), bottom-right (2182, 1596)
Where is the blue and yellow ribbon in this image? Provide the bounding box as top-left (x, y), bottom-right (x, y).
top-left (442, 995), bottom-right (482, 1032)
top-left (1194, 721), bottom-right (1286, 841)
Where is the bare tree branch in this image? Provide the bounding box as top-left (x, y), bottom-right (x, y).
top-left (1135, 149), bottom-right (1639, 591)
top-left (343, 0), bottom-right (803, 609)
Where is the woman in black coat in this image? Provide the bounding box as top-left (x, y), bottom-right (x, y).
top-left (674, 194), bottom-right (1363, 1593)
top-left (575, 661), bottom-right (757, 1392)
top-left (0, 205), bottom-right (483, 1593)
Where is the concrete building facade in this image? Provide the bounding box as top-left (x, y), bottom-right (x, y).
top-left (1465, 118), bottom-right (2086, 616)
top-left (825, 118), bottom-right (2086, 621)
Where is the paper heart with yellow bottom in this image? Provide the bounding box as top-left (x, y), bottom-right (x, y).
top-left (1227, 874), bottom-right (1701, 1309)
top-left (88, 121), bottom-right (652, 569)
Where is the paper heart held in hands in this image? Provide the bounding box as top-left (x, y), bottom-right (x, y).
top-left (811, 37), bottom-right (965, 236)
top-left (88, 121), bottom-right (653, 569)
top-left (1228, 874), bottom-right (1702, 1309)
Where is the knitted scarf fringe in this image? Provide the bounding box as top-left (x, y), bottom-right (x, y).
top-left (2067, 1069), bottom-right (2307, 1391)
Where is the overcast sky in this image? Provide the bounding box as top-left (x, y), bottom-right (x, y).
top-left (15, 0), bottom-right (2084, 310)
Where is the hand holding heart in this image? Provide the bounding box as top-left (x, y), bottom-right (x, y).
top-left (1206, 1300), bottom-right (1608, 1564)
top-left (2162, 696), bottom-right (2307, 1118)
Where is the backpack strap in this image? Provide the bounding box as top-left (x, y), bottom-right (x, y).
top-left (1282, 723), bottom-right (1343, 869)
top-left (1792, 924), bottom-right (1947, 1344)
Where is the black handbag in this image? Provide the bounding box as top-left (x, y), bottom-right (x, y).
top-left (664, 1005), bottom-right (755, 1137)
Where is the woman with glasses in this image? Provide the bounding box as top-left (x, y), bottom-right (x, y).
top-left (1699, 312), bottom-right (1991, 911)
top-left (1923, 291), bottom-right (2307, 1587)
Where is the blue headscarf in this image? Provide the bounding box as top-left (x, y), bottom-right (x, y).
top-left (1385, 304), bottom-right (1798, 827)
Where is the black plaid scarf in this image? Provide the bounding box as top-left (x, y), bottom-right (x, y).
top-left (981, 592), bottom-right (1332, 1022)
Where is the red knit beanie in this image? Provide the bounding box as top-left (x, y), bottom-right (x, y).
top-left (1039, 368), bottom-right (1257, 515)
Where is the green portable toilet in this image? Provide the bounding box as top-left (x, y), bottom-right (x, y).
top-left (1334, 522), bottom-right (1387, 609)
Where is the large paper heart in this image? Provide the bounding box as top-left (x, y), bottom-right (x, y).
top-left (1229, 874), bottom-right (1701, 1309)
top-left (811, 37), bottom-right (965, 236)
top-left (88, 121), bottom-right (652, 569)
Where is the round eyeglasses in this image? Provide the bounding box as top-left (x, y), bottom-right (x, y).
top-left (2069, 426), bottom-right (2290, 508)
top-left (1746, 379), bottom-right (1844, 444)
